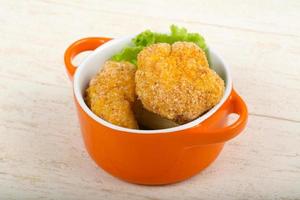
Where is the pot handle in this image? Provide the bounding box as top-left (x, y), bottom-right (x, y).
top-left (64, 37), bottom-right (112, 80)
top-left (185, 89), bottom-right (248, 145)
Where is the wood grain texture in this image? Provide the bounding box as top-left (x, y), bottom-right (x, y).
top-left (0, 0), bottom-right (299, 199)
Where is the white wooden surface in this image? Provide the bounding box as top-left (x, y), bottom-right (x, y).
top-left (0, 0), bottom-right (300, 199)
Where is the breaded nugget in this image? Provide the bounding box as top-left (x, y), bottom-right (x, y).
top-left (85, 61), bottom-right (138, 129)
top-left (135, 42), bottom-right (224, 124)
top-left (171, 42), bottom-right (209, 69)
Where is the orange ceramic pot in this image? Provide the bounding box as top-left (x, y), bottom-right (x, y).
top-left (64, 37), bottom-right (248, 185)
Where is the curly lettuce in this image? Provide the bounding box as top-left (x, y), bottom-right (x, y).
top-left (111, 25), bottom-right (209, 65)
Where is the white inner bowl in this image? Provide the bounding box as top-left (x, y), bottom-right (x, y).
top-left (73, 35), bottom-right (232, 134)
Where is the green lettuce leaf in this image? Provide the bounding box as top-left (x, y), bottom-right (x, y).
top-left (111, 25), bottom-right (209, 65)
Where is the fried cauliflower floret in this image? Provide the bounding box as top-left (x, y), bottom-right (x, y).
top-left (135, 42), bottom-right (224, 124)
top-left (85, 61), bottom-right (138, 129)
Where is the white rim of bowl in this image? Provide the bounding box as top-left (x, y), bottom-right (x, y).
top-left (73, 36), bottom-right (232, 134)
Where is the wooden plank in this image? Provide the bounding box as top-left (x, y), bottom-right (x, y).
top-left (38, 0), bottom-right (300, 36)
top-left (0, 77), bottom-right (299, 200)
top-left (0, 0), bottom-right (299, 122)
top-left (0, 0), bottom-right (299, 199)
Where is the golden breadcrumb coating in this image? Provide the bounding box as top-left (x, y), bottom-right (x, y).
top-left (135, 42), bottom-right (224, 124)
top-left (85, 61), bottom-right (138, 129)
